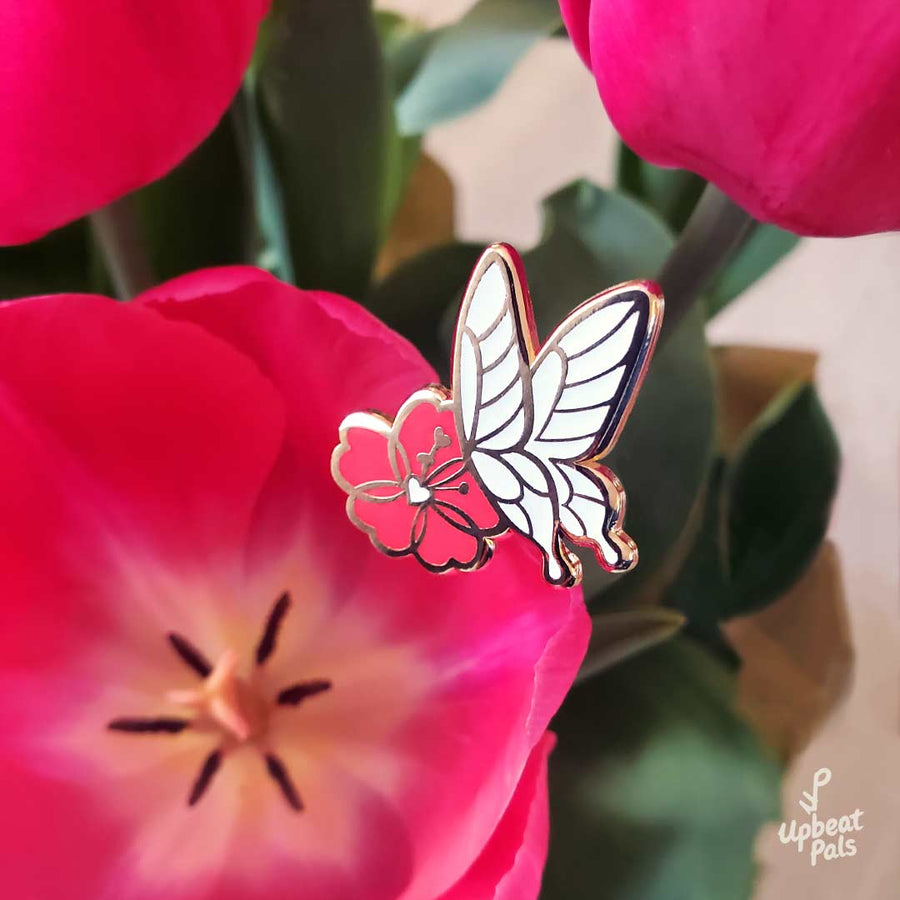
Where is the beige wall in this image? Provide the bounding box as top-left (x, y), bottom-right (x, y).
top-left (380, 2), bottom-right (900, 896)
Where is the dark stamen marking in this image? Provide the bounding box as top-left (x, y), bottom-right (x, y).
top-left (277, 679), bottom-right (333, 706)
top-left (264, 752), bottom-right (304, 811)
top-left (256, 591), bottom-right (291, 666)
top-left (188, 749), bottom-right (222, 807)
top-left (168, 632), bottom-right (213, 678)
top-left (108, 717), bottom-right (190, 734)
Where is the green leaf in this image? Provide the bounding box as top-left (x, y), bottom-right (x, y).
top-left (725, 383), bottom-right (839, 614)
top-left (134, 117), bottom-right (249, 282)
top-left (524, 181), bottom-right (674, 327)
top-left (375, 11), bottom-right (437, 97)
top-left (617, 142), bottom-right (706, 234)
top-left (578, 608), bottom-right (685, 682)
top-left (254, 0), bottom-right (396, 297)
top-left (706, 225), bottom-right (800, 317)
top-left (667, 383), bottom-right (839, 632)
top-left (662, 459), bottom-right (735, 654)
top-left (395, 0), bottom-right (561, 135)
top-left (543, 637), bottom-right (781, 900)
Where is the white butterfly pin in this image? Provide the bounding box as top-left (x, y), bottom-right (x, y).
top-left (332, 243), bottom-right (663, 587)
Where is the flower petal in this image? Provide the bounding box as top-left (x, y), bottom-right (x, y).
top-left (353, 496), bottom-right (419, 554)
top-left (392, 559), bottom-right (587, 900)
top-left (0, 293), bottom-right (284, 655)
top-left (558, 0), bottom-right (593, 67)
top-left (395, 397), bottom-right (461, 480)
top-left (335, 419), bottom-right (399, 492)
top-left (0, 757), bottom-right (129, 897)
top-left (138, 268), bottom-right (435, 570)
top-left (0, 1), bottom-right (269, 242)
top-left (437, 733), bottom-right (554, 900)
top-left (414, 505), bottom-right (483, 570)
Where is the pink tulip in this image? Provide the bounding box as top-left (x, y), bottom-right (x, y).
top-left (0, 1), bottom-right (269, 244)
top-left (559, 0), bottom-right (900, 236)
top-left (0, 268), bottom-right (588, 899)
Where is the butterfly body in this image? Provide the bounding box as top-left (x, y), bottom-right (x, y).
top-left (332, 244), bottom-right (663, 587)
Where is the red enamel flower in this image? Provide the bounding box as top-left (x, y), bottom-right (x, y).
top-left (333, 389), bottom-right (500, 572)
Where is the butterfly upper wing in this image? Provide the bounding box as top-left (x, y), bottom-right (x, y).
top-left (452, 245), bottom-right (570, 581)
top-left (528, 285), bottom-right (661, 462)
top-left (527, 284), bottom-right (663, 572)
top-left (453, 244), bottom-right (535, 454)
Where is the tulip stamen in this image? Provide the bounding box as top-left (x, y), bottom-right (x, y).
top-left (167, 631), bottom-right (213, 678)
top-left (108, 717), bottom-right (190, 734)
top-left (276, 679), bottom-right (333, 706)
top-left (188, 748), bottom-right (223, 807)
top-left (256, 591), bottom-right (291, 665)
top-left (264, 752), bottom-right (304, 811)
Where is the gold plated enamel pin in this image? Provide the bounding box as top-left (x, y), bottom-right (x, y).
top-left (332, 243), bottom-right (663, 587)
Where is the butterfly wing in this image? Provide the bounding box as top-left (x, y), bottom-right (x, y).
top-left (527, 283), bottom-right (663, 572)
top-left (452, 244), bottom-right (572, 582)
top-left (453, 243), bottom-right (535, 454)
top-left (452, 245), bottom-right (663, 584)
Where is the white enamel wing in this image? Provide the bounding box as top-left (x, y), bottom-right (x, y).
top-left (452, 244), bottom-right (663, 586)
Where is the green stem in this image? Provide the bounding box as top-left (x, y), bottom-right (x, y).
top-left (89, 197), bottom-right (155, 299)
top-left (656, 184), bottom-right (755, 338)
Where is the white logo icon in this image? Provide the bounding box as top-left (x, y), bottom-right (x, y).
top-left (798, 766), bottom-right (832, 815)
top-left (778, 767), bottom-right (864, 866)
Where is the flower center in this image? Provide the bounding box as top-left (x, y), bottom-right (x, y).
top-left (107, 592), bottom-right (332, 811)
top-left (405, 475), bottom-right (432, 505)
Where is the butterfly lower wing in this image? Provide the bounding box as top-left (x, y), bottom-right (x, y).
top-left (550, 460), bottom-right (637, 572)
top-left (468, 447), bottom-right (578, 584)
top-left (527, 282), bottom-right (663, 573)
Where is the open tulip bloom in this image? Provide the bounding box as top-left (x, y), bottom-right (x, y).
top-left (0, 269), bottom-right (589, 899)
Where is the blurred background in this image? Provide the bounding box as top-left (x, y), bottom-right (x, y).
top-left (382, 1), bottom-right (900, 896)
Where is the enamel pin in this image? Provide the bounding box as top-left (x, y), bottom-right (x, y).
top-left (331, 243), bottom-right (663, 587)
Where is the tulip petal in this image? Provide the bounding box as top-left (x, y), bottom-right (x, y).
top-left (558, 0), bottom-right (593, 67)
top-left (0, 293), bottom-right (284, 665)
top-left (437, 733), bottom-right (554, 900)
top-left (0, 0), bottom-right (269, 242)
top-left (140, 269), bottom-right (435, 566)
